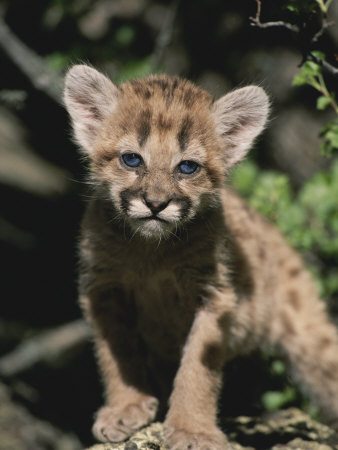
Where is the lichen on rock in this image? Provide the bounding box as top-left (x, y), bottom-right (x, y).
top-left (86, 409), bottom-right (338, 450)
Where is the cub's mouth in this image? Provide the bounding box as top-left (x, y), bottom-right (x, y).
top-left (138, 215), bottom-right (168, 223)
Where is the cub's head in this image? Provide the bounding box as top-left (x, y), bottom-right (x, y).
top-left (64, 65), bottom-right (269, 239)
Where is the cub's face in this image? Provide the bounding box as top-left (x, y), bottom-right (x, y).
top-left (90, 81), bottom-right (223, 239)
top-left (64, 66), bottom-right (269, 240)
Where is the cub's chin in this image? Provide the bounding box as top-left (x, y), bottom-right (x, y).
top-left (128, 217), bottom-right (177, 241)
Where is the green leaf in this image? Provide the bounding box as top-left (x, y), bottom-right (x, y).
top-left (262, 387), bottom-right (297, 411)
top-left (301, 60), bottom-right (321, 77)
top-left (311, 50), bottom-right (325, 61)
top-left (292, 73), bottom-right (308, 86)
top-left (317, 96), bottom-right (331, 110)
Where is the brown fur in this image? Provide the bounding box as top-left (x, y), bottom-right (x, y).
top-left (64, 65), bottom-right (338, 449)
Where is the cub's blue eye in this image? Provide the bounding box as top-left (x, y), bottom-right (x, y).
top-left (122, 153), bottom-right (142, 168)
top-left (178, 160), bottom-right (199, 175)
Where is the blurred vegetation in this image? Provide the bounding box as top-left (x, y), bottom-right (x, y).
top-left (0, 0), bottom-right (338, 448)
top-left (293, 54), bottom-right (338, 154)
top-left (232, 158), bottom-right (338, 300)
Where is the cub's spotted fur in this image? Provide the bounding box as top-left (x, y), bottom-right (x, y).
top-left (64, 65), bottom-right (338, 449)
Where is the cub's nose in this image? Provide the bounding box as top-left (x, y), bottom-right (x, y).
top-left (144, 197), bottom-right (170, 214)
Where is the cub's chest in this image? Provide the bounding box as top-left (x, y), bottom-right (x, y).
top-left (126, 272), bottom-right (198, 358)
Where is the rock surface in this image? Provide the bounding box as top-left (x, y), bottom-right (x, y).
top-left (86, 409), bottom-right (338, 450)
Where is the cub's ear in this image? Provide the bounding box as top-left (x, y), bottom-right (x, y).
top-left (212, 86), bottom-right (269, 168)
top-left (63, 65), bottom-right (120, 154)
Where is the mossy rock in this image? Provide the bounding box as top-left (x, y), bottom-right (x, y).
top-left (87, 408), bottom-right (338, 450)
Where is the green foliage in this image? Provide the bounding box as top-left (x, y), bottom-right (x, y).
top-left (299, 161), bottom-right (338, 253)
top-left (292, 54), bottom-right (338, 155)
top-left (292, 59), bottom-right (323, 87)
top-left (262, 387), bottom-right (298, 412)
top-left (116, 57), bottom-right (153, 83)
top-left (320, 119), bottom-right (338, 155)
top-left (232, 159), bottom-right (338, 299)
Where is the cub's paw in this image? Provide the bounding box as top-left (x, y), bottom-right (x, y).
top-left (163, 425), bottom-right (229, 450)
top-left (93, 397), bottom-right (159, 443)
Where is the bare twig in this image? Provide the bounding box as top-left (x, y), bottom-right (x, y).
top-left (311, 19), bottom-right (335, 43)
top-left (0, 320), bottom-right (91, 377)
top-left (249, 0), bottom-right (300, 33)
top-left (0, 16), bottom-right (62, 103)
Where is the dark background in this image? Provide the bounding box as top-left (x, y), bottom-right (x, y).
top-left (0, 0), bottom-right (337, 447)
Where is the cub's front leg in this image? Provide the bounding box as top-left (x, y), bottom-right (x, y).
top-left (164, 287), bottom-right (235, 450)
top-left (81, 287), bottom-right (158, 443)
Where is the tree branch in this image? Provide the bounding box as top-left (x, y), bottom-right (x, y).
top-left (0, 320), bottom-right (91, 377)
top-left (311, 19), bottom-right (335, 43)
top-left (150, 0), bottom-right (180, 71)
top-left (309, 53), bottom-right (338, 77)
top-left (0, 16), bottom-right (62, 103)
top-left (249, 0), bottom-right (300, 33)
top-left (250, 0), bottom-right (338, 78)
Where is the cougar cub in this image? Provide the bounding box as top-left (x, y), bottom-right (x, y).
top-left (64, 65), bottom-right (338, 449)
